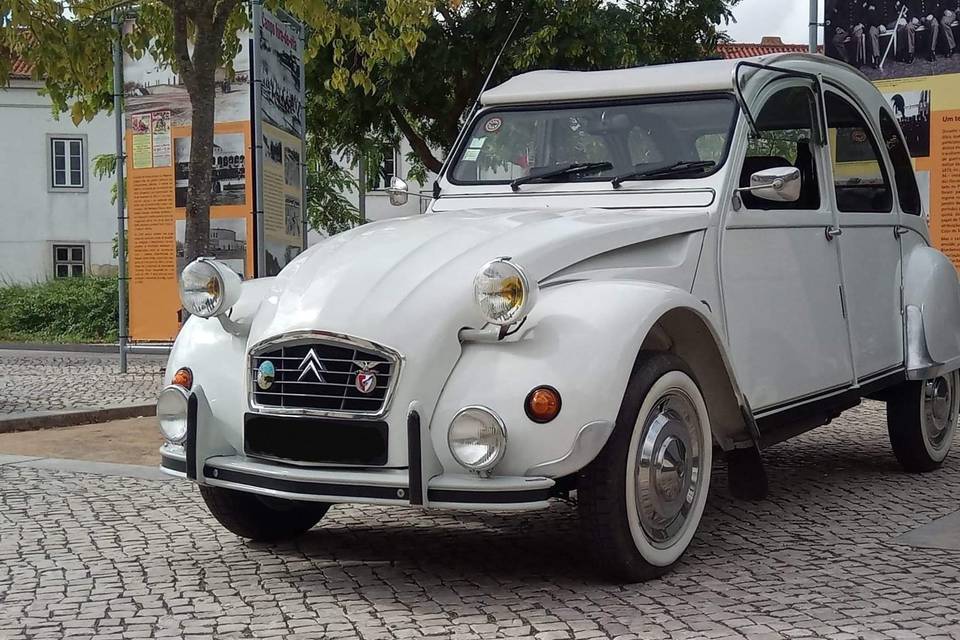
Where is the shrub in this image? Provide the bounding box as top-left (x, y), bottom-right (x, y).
top-left (0, 277), bottom-right (118, 343)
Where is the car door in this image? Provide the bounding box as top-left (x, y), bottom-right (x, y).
top-left (825, 90), bottom-right (904, 381)
top-left (722, 82), bottom-right (854, 411)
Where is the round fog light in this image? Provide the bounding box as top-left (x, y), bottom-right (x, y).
top-left (448, 406), bottom-right (507, 472)
top-left (157, 385), bottom-right (189, 444)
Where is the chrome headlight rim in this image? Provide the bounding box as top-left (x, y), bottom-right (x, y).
top-left (447, 405), bottom-right (508, 472)
top-left (178, 257), bottom-right (240, 319)
top-left (473, 258), bottom-right (538, 327)
top-left (157, 384), bottom-right (189, 444)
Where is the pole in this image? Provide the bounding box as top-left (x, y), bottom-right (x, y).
top-left (358, 156), bottom-right (366, 224)
top-left (809, 0), bottom-right (819, 53)
top-left (251, 0), bottom-right (266, 276)
top-left (112, 10), bottom-right (128, 374)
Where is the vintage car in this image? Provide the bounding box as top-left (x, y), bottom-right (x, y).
top-left (158, 54), bottom-right (960, 582)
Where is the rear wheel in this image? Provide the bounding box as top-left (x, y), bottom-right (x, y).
top-left (579, 353), bottom-right (712, 582)
top-left (887, 371), bottom-right (959, 472)
top-left (200, 485), bottom-right (330, 541)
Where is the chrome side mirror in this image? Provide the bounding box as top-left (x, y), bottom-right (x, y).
top-left (387, 176), bottom-right (409, 206)
top-left (738, 166), bottom-right (802, 203)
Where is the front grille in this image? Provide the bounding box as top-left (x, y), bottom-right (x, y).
top-left (250, 336), bottom-right (398, 416)
top-left (244, 414), bottom-right (388, 466)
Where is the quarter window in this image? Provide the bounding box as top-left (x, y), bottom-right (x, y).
top-left (879, 110), bottom-right (922, 216)
top-left (53, 245), bottom-right (85, 278)
top-left (50, 136), bottom-right (85, 189)
top-left (825, 93), bottom-right (892, 213)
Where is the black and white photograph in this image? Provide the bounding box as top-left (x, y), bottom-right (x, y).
top-left (884, 88), bottom-right (932, 157)
top-left (283, 146), bottom-right (301, 187)
top-left (175, 134), bottom-right (247, 208)
top-left (263, 132), bottom-right (283, 165)
top-left (265, 240), bottom-right (302, 275)
top-left (175, 217), bottom-right (247, 277)
top-left (825, 0), bottom-right (960, 80)
top-left (256, 9), bottom-right (305, 137)
top-left (123, 23), bottom-right (251, 127)
top-left (284, 196), bottom-right (302, 236)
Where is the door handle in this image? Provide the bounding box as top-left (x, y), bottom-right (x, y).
top-left (894, 225), bottom-right (909, 237)
top-left (825, 225), bottom-right (843, 241)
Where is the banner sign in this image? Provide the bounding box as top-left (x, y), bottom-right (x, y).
top-left (825, 0), bottom-right (960, 267)
top-left (123, 5), bottom-right (307, 341)
top-left (253, 6), bottom-right (307, 276)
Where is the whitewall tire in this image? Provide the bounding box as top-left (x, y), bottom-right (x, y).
top-left (888, 370), bottom-right (959, 472)
top-left (579, 352), bottom-right (712, 582)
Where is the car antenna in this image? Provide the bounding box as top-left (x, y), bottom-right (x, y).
top-left (432, 12), bottom-right (523, 198)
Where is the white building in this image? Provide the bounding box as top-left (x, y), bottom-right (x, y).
top-left (0, 60), bottom-right (118, 283)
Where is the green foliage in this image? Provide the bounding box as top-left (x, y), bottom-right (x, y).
top-left (305, 136), bottom-right (362, 237)
top-left (305, 0), bottom-right (739, 173)
top-left (0, 277), bottom-right (118, 343)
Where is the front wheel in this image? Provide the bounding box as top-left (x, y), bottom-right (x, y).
top-left (887, 370), bottom-right (959, 472)
top-left (579, 353), bottom-right (712, 582)
top-left (200, 485), bottom-right (330, 542)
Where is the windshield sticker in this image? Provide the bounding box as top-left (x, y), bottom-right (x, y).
top-left (463, 148), bottom-right (481, 161)
top-left (468, 136), bottom-right (487, 149)
top-left (484, 117), bottom-right (503, 133)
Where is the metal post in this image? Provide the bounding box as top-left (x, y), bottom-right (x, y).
top-left (112, 11), bottom-right (128, 373)
top-left (251, 0), bottom-right (266, 276)
top-left (358, 156), bottom-right (366, 224)
top-left (809, 0), bottom-right (819, 54)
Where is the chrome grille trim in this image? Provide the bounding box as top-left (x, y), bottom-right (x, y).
top-left (247, 331), bottom-right (403, 420)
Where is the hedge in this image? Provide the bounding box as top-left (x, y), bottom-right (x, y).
top-left (0, 277), bottom-right (119, 343)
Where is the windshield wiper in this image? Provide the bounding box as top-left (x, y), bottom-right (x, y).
top-left (510, 162), bottom-right (613, 192)
top-left (611, 160), bottom-right (716, 189)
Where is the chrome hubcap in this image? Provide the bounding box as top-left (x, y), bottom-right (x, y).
top-left (634, 390), bottom-right (702, 548)
top-left (923, 374), bottom-right (955, 449)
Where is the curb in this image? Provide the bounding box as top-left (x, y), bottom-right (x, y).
top-left (0, 404), bottom-right (156, 434)
top-left (0, 342), bottom-right (119, 353)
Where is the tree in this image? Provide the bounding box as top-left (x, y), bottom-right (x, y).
top-left (306, 0), bottom-right (739, 175)
top-left (0, 0), bottom-right (434, 262)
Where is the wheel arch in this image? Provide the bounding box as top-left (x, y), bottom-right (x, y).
top-left (639, 306), bottom-right (757, 451)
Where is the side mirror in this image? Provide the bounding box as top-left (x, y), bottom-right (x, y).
top-left (387, 176), bottom-right (409, 206)
top-left (739, 166), bottom-right (802, 203)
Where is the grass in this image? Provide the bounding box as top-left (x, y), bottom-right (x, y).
top-left (0, 277), bottom-right (119, 343)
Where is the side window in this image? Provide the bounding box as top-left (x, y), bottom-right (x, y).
top-left (879, 110), bottom-right (922, 216)
top-left (741, 85), bottom-right (820, 210)
top-left (825, 93), bottom-right (892, 213)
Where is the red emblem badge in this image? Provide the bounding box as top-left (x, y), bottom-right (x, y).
top-left (355, 369), bottom-right (378, 394)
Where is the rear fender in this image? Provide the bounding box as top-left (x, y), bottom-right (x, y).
top-left (903, 245), bottom-right (960, 378)
top-left (431, 280), bottom-right (755, 479)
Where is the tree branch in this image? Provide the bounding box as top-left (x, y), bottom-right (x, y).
top-left (390, 105), bottom-right (443, 173)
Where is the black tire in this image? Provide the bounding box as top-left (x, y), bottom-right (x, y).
top-left (887, 372), bottom-right (958, 473)
top-left (200, 485), bottom-right (330, 542)
top-left (578, 352), bottom-right (712, 583)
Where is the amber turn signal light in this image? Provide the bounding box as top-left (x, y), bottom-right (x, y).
top-left (172, 367), bottom-right (193, 390)
top-left (525, 386), bottom-right (561, 423)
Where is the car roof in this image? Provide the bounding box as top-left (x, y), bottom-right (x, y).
top-left (480, 53), bottom-right (877, 106)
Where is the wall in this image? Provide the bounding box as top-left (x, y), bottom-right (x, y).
top-left (0, 80), bottom-right (117, 283)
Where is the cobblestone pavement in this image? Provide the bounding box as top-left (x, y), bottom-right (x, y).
top-left (0, 350), bottom-right (164, 416)
top-left (1, 402), bottom-right (959, 640)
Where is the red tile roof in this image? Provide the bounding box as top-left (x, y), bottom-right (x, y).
top-left (717, 37), bottom-right (822, 59)
top-left (11, 56), bottom-right (33, 78)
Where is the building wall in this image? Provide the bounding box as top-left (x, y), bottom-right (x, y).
top-left (0, 80), bottom-right (118, 283)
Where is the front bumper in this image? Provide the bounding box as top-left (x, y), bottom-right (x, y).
top-left (159, 401), bottom-right (556, 511)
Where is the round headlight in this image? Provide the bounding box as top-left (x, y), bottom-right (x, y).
top-left (448, 406), bottom-right (507, 472)
top-left (157, 385), bottom-right (189, 444)
top-left (474, 259), bottom-right (537, 326)
top-left (178, 258), bottom-right (241, 318)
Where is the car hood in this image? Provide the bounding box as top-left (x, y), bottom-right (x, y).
top-left (247, 207), bottom-right (709, 349)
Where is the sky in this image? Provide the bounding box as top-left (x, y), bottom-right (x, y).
top-left (725, 0), bottom-right (825, 45)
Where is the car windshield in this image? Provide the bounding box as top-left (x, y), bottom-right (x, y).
top-left (449, 95), bottom-right (738, 186)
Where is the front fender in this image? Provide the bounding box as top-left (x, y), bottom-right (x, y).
top-left (903, 245), bottom-right (960, 378)
top-left (431, 280), bottom-right (750, 478)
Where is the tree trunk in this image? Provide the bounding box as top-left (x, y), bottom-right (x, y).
top-left (183, 71), bottom-right (216, 263)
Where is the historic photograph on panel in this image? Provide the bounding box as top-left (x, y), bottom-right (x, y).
top-left (825, 0), bottom-right (960, 80)
top-left (884, 89), bottom-right (932, 157)
top-left (284, 197), bottom-right (302, 236)
top-left (263, 132), bottom-right (283, 165)
top-left (123, 23), bottom-right (250, 127)
top-left (257, 9), bottom-right (304, 137)
top-left (283, 146), bottom-right (301, 187)
top-left (174, 134), bottom-right (247, 208)
top-left (175, 217), bottom-right (247, 277)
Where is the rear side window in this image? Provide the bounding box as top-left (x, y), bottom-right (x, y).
top-left (825, 92), bottom-right (892, 213)
top-left (879, 110), bottom-right (922, 216)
